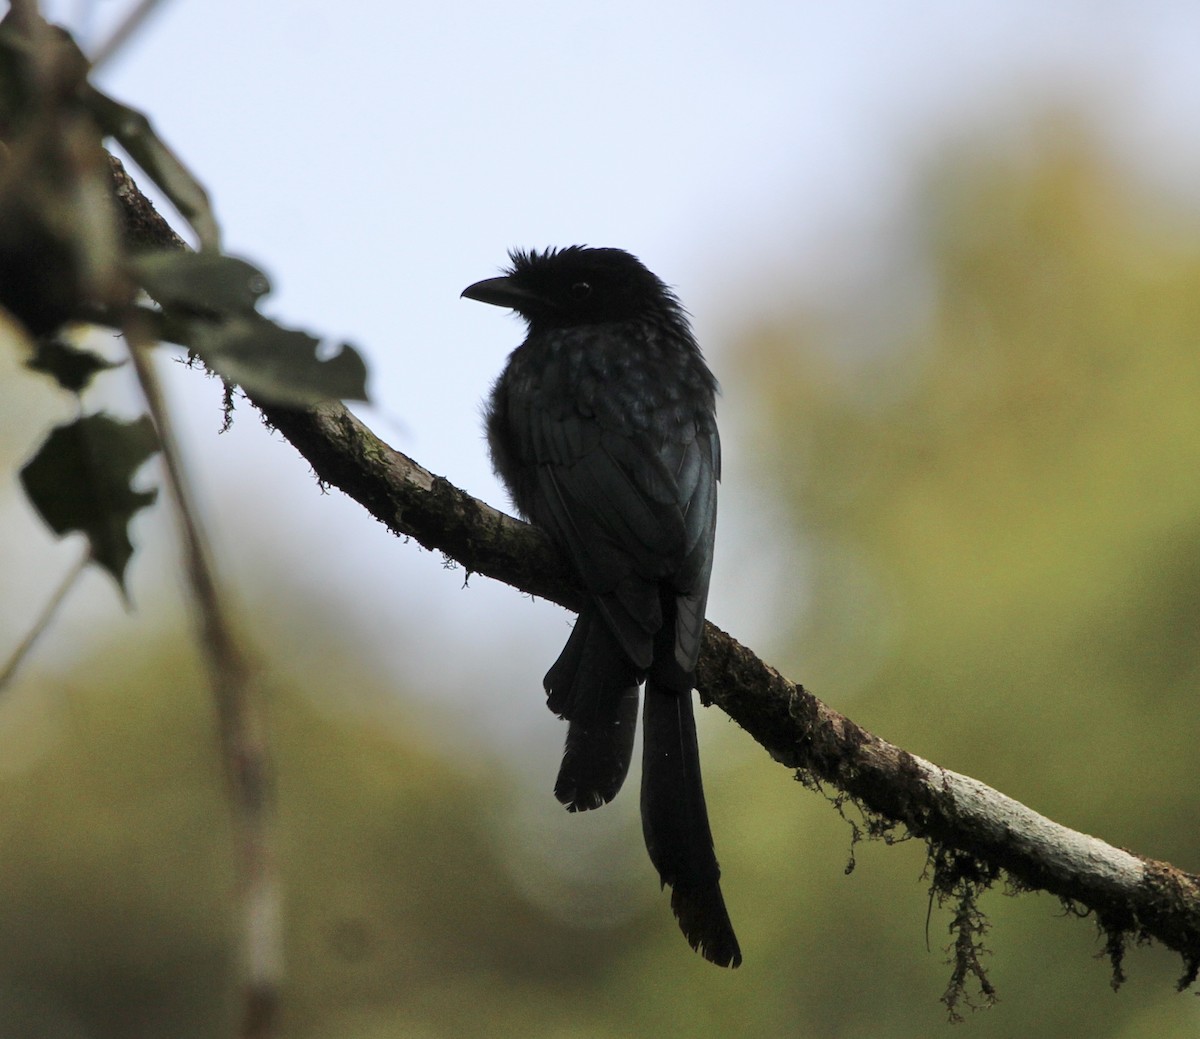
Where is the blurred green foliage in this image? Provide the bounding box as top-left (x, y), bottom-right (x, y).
top-left (2, 118), bottom-right (1199, 1037)
top-left (739, 119), bottom-right (1200, 1034)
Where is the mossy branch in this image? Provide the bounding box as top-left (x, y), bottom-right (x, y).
top-left (108, 156), bottom-right (1200, 1005)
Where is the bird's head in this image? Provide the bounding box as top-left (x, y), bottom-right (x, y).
top-left (462, 246), bottom-right (684, 330)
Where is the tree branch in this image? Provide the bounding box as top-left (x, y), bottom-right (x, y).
top-left (108, 156), bottom-right (1200, 993)
top-left (109, 157), bottom-right (281, 1036)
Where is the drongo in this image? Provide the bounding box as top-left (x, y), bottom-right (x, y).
top-left (463, 246), bottom-right (740, 967)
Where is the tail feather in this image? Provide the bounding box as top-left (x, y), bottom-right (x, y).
top-left (544, 608), bottom-right (640, 812)
top-left (641, 679), bottom-right (741, 968)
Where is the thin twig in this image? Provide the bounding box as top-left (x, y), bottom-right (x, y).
top-left (0, 545), bottom-right (89, 690)
top-left (89, 0), bottom-right (172, 71)
top-left (124, 313), bottom-right (281, 1039)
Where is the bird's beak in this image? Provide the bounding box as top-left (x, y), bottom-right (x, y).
top-left (461, 275), bottom-right (542, 310)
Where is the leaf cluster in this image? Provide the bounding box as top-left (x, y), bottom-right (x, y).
top-left (0, 7), bottom-right (369, 596)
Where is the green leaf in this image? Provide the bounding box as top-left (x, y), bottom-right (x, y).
top-left (129, 249), bottom-right (369, 406)
top-left (0, 18), bottom-right (121, 339)
top-left (86, 87), bottom-right (221, 252)
top-left (19, 413), bottom-right (160, 592)
top-left (129, 251), bottom-right (269, 318)
top-left (191, 315), bottom-right (369, 406)
top-left (25, 338), bottom-right (124, 393)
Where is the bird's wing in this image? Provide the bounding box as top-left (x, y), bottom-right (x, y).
top-left (669, 426), bottom-right (720, 674)
top-left (529, 406), bottom-right (719, 673)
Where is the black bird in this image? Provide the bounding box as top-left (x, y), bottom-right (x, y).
top-left (463, 246), bottom-right (740, 967)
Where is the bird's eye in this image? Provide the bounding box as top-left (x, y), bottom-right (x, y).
top-left (570, 281), bottom-right (592, 300)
